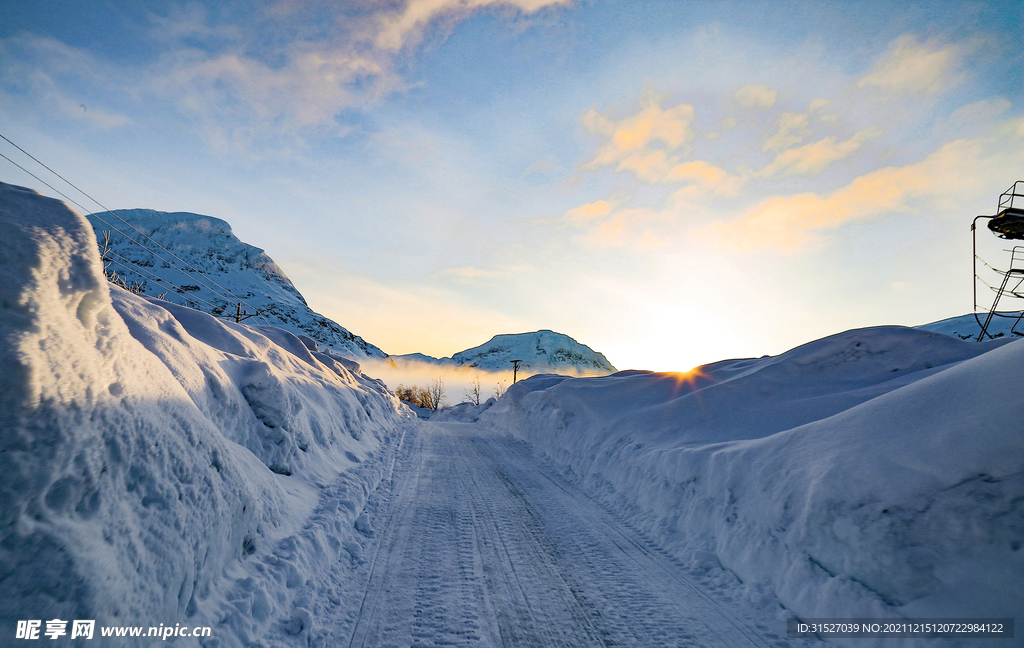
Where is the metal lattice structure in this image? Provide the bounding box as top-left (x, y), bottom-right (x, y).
top-left (973, 181), bottom-right (1024, 340)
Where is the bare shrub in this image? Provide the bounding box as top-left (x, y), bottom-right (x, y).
top-left (464, 374), bottom-right (482, 406)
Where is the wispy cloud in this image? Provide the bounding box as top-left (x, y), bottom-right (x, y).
top-left (152, 45), bottom-right (390, 150)
top-left (564, 199), bottom-right (615, 224)
top-left (762, 112), bottom-right (811, 153)
top-left (757, 127), bottom-right (881, 177)
top-left (1, 0), bottom-right (575, 154)
top-left (0, 35), bottom-right (134, 130)
top-left (373, 0), bottom-right (572, 51)
top-left (858, 34), bottom-right (962, 95)
top-left (561, 198), bottom-right (667, 248)
top-left (616, 154), bottom-right (743, 195)
top-left (696, 118), bottom-right (1024, 252)
top-left (734, 83), bottom-right (777, 110)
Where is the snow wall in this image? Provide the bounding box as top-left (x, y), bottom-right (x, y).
top-left (483, 328), bottom-right (1024, 642)
top-left (0, 182), bottom-right (410, 645)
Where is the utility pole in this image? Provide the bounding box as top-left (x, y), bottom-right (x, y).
top-left (511, 359), bottom-right (523, 384)
top-left (223, 302), bottom-right (260, 324)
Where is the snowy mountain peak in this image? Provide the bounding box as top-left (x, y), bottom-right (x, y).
top-left (451, 329), bottom-right (616, 375)
top-left (86, 208), bottom-right (386, 360)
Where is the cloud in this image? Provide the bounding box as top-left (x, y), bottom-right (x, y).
top-left (706, 117), bottom-right (737, 140)
top-left (155, 0), bottom-right (573, 148)
top-left (154, 47), bottom-right (389, 137)
top-left (696, 120), bottom-right (1024, 252)
top-left (808, 98), bottom-right (839, 123)
top-left (3, 1), bottom-right (575, 153)
top-left (757, 127), bottom-right (881, 177)
top-left (522, 156), bottom-right (558, 177)
top-left (735, 83), bottom-right (777, 110)
top-left (808, 98), bottom-right (830, 112)
top-left (373, 0), bottom-right (572, 51)
top-left (0, 36), bottom-right (134, 130)
top-left (562, 197), bottom-right (665, 248)
top-left (582, 96), bottom-right (696, 168)
top-left (615, 153), bottom-right (743, 195)
top-left (565, 199), bottom-right (614, 223)
top-left (147, 2), bottom-right (244, 45)
top-left (858, 34), bottom-right (960, 94)
top-left (763, 112), bottom-right (811, 153)
top-left (579, 93), bottom-right (743, 194)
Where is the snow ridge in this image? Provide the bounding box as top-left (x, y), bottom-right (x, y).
top-left (0, 183), bottom-right (409, 644)
top-left (86, 208), bottom-right (386, 361)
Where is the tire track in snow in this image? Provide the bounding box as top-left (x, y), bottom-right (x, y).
top-left (340, 421), bottom-right (811, 647)
top-left (467, 434), bottom-right (786, 647)
top-left (453, 436), bottom-right (608, 648)
top-left (346, 434), bottom-right (486, 647)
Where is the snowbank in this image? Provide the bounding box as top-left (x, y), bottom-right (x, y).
top-left (431, 397), bottom-right (498, 423)
top-left (0, 182), bottom-right (409, 644)
top-left (483, 327), bottom-right (1024, 640)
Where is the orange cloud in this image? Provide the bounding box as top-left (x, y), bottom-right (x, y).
top-left (757, 127), bottom-right (882, 177)
top-left (565, 199), bottom-right (614, 223)
top-left (696, 125), bottom-right (1023, 252)
top-left (583, 97), bottom-right (696, 167)
top-left (562, 198), bottom-right (667, 249)
top-left (616, 154), bottom-right (744, 195)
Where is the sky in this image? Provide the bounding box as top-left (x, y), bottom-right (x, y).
top-left (1, 0), bottom-right (1022, 372)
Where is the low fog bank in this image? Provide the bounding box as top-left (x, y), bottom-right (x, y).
top-left (362, 358), bottom-right (608, 407)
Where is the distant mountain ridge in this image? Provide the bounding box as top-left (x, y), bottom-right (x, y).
top-left (395, 329), bottom-right (617, 376)
top-left (86, 209), bottom-right (386, 360)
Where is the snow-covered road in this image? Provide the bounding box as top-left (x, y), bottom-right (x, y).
top-left (327, 421), bottom-right (798, 648)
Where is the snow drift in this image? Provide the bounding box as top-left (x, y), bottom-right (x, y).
top-left (0, 182), bottom-right (410, 644)
top-left (483, 327), bottom-right (1024, 637)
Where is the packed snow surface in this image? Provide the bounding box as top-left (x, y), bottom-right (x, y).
top-left (335, 421), bottom-right (813, 647)
top-left (393, 329), bottom-right (617, 378)
top-left (0, 183), bottom-right (410, 645)
top-left (86, 208), bottom-right (386, 361)
top-left (483, 327), bottom-right (1024, 644)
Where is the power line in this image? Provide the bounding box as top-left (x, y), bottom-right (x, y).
top-left (103, 249), bottom-right (271, 325)
top-left (0, 150), bottom-right (231, 302)
top-left (0, 151), bottom-right (239, 316)
top-left (1, 136), bottom-right (271, 325)
top-left (103, 250), bottom-right (226, 313)
top-left (0, 132), bottom-right (267, 320)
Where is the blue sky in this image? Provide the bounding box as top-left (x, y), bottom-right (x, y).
top-left (2, 0), bottom-right (1022, 370)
